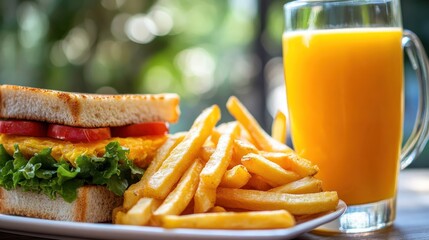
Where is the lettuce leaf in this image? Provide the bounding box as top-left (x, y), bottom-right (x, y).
top-left (0, 142), bottom-right (144, 203)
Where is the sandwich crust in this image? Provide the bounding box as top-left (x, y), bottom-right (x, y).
top-left (0, 85), bottom-right (180, 127)
top-left (0, 186), bottom-right (122, 222)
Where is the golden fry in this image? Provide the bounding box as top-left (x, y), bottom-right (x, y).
top-left (241, 153), bottom-right (300, 187)
top-left (200, 122), bottom-right (240, 188)
top-left (231, 139), bottom-right (258, 167)
top-left (180, 200), bottom-right (195, 215)
top-left (226, 96), bottom-right (293, 153)
top-left (208, 206), bottom-right (227, 213)
top-left (271, 110), bottom-right (287, 144)
top-left (198, 146), bottom-right (215, 163)
top-left (194, 123), bottom-right (240, 213)
top-left (212, 121), bottom-right (244, 168)
top-left (123, 184), bottom-right (142, 211)
top-left (210, 128), bottom-right (221, 145)
top-left (113, 99), bottom-right (339, 230)
top-left (260, 151), bottom-right (319, 177)
top-left (121, 198), bottom-right (161, 226)
top-left (144, 105), bottom-right (221, 199)
top-left (123, 133), bottom-right (185, 209)
top-left (216, 188), bottom-right (339, 215)
top-left (269, 177), bottom-right (323, 194)
top-left (244, 174), bottom-right (272, 191)
top-left (112, 207), bottom-right (126, 224)
top-left (219, 164), bottom-right (251, 189)
top-left (154, 160), bottom-right (203, 217)
top-left (237, 123), bottom-right (257, 145)
top-left (161, 210), bottom-right (295, 229)
top-left (211, 122), bottom-right (240, 144)
top-left (194, 182), bottom-right (216, 213)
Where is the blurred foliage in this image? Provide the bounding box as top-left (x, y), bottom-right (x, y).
top-left (0, 0), bottom-right (257, 95)
top-left (0, 0), bottom-right (428, 167)
top-left (0, 0), bottom-right (262, 133)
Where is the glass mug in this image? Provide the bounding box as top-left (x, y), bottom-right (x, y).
top-left (283, 0), bottom-right (429, 233)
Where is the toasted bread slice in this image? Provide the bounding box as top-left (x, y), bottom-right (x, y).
top-left (0, 85), bottom-right (180, 127)
top-left (0, 186), bottom-right (122, 222)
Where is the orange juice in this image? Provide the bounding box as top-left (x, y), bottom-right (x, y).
top-left (283, 28), bottom-right (404, 205)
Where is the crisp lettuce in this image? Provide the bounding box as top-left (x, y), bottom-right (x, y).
top-left (0, 142), bottom-right (144, 203)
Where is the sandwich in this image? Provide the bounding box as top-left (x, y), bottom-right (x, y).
top-left (0, 84), bottom-right (180, 222)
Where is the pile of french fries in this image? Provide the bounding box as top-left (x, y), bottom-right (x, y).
top-left (113, 96), bottom-right (339, 229)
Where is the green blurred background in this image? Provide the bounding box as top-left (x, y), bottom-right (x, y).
top-left (0, 0), bottom-right (428, 167)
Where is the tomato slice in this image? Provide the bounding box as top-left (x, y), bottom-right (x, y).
top-left (47, 124), bottom-right (111, 143)
top-left (0, 120), bottom-right (47, 137)
top-left (111, 122), bottom-right (168, 138)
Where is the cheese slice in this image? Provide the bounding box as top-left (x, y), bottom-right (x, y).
top-left (0, 134), bottom-right (166, 168)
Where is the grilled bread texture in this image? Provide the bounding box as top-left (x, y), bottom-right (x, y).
top-left (0, 85), bottom-right (180, 127)
top-left (0, 186), bottom-right (122, 222)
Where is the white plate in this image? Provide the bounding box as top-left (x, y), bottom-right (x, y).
top-left (0, 200), bottom-right (346, 240)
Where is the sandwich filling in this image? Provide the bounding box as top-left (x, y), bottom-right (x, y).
top-left (0, 120), bottom-right (168, 203)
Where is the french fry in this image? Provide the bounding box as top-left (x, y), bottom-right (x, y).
top-left (241, 153), bottom-right (300, 187)
top-left (237, 123), bottom-right (257, 145)
top-left (199, 122), bottom-right (240, 188)
top-left (124, 133), bottom-right (185, 209)
top-left (271, 110), bottom-right (287, 144)
top-left (198, 137), bottom-right (216, 163)
top-left (123, 184), bottom-right (142, 211)
top-left (161, 210), bottom-right (295, 229)
top-left (198, 146), bottom-right (215, 163)
top-left (194, 182), bottom-right (216, 213)
top-left (226, 96), bottom-right (293, 153)
top-left (244, 174), bottom-right (272, 191)
top-left (181, 200), bottom-right (195, 215)
top-left (194, 122), bottom-right (240, 213)
top-left (260, 151), bottom-right (319, 177)
top-left (216, 188), bottom-right (339, 215)
top-left (231, 139), bottom-right (258, 167)
top-left (112, 98), bottom-right (339, 230)
top-left (268, 177), bottom-right (323, 194)
top-left (211, 130), bottom-right (220, 145)
top-left (114, 211), bottom-right (126, 225)
top-left (219, 164), bottom-right (251, 188)
top-left (144, 105), bottom-right (221, 199)
top-left (234, 139), bottom-right (258, 156)
top-left (121, 198), bottom-right (161, 226)
top-left (211, 122), bottom-right (241, 144)
top-left (153, 159), bottom-right (203, 218)
top-left (208, 206), bottom-right (227, 213)
top-left (112, 207), bottom-right (126, 224)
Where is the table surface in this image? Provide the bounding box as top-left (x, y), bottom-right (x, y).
top-left (0, 169), bottom-right (428, 240)
top-left (296, 169), bottom-right (429, 240)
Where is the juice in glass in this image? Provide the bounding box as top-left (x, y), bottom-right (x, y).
top-left (283, 28), bottom-right (404, 205)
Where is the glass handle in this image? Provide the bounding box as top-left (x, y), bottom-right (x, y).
top-left (400, 30), bottom-right (429, 169)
